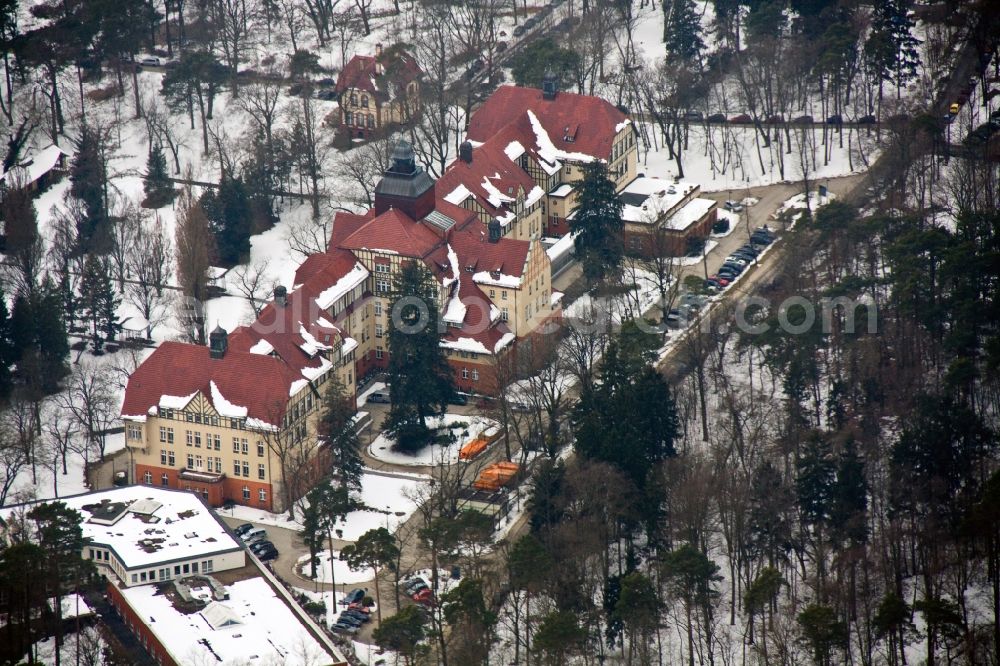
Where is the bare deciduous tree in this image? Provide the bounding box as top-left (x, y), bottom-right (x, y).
top-left (60, 364), bottom-right (118, 462)
top-left (230, 258), bottom-right (273, 317)
top-left (175, 184), bottom-right (214, 344)
top-left (126, 213), bottom-right (174, 339)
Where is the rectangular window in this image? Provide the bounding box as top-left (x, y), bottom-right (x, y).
top-left (489, 289), bottom-right (496, 298)
top-left (128, 425), bottom-right (142, 441)
top-left (186, 412), bottom-right (194, 422)
top-left (186, 454), bottom-right (194, 468)
top-left (243, 486), bottom-right (251, 500)
top-left (159, 426), bottom-right (168, 442)
top-left (257, 441), bottom-right (264, 457)
top-left (232, 438), bottom-right (239, 453)
top-left (234, 460), bottom-right (241, 475)
top-left (374, 301), bottom-right (382, 316)
top-left (161, 473), bottom-right (169, 486)
top-left (242, 461), bottom-right (250, 477)
top-left (501, 307), bottom-right (509, 321)
top-left (162, 409), bottom-right (173, 420)
top-left (186, 431), bottom-right (193, 446)
top-left (174, 565), bottom-right (181, 575)
top-left (183, 563), bottom-right (190, 574)
top-left (192, 562), bottom-right (199, 573)
top-left (168, 451), bottom-right (175, 466)
top-left (160, 450), bottom-right (167, 465)
top-left (501, 291), bottom-right (508, 300)
top-left (472, 369), bottom-right (479, 381)
top-left (375, 324), bottom-right (383, 338)
top-left (131, 574), bottom-right (138, 584)
top-left (215, 458), bottom-right (222, 473)
top-left (258, 489), bottom-right (267, 502)
top-left (376, 278), bottom-right (391, 293)
top-left (195, 455), bottom-right (202, 469)
top-left (240, 439), bottom-right (248, 455)
top-left (462, 368), bottom-right (469, 379)
top-left (376, 347), bottom-right (384, 359)
top-left (212, 434), bottom-right (221, 450)
top-left (258, 463), bottom-right (265, 480)
top-left (166, 428), bottom-right (174, 443)
top-left (203, 560), bottom-right (213, 573)
top-left (194, 432), bottom-right (201, 448)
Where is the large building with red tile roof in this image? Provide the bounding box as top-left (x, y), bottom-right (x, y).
top-left (122, 142), bottom-right (559, 513)
top-left (336, 43), bottom-right (422, 139)
top-left (454, 74), bottom-right (639, 237)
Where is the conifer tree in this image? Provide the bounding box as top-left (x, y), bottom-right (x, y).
top-left (384, 261), bottom-right (454, 452)
top-left (70, 125), bottom-right (109, 252)
top-left (0, 288), bottom-right (14, 400)
top-left (571, 161), bottom-right (624, 284)
top-left (317, 376), bottom-right (364, 491)
top-left (663, 0), bottom-right (705, 67)
top-left (77, 255), bottom-right (120, 351)
top-left (142, 145), bottom-right (174, 208)
top-left (201, 176), bottom-right (251, 265)
top-left (864, 0), bottom-right (920, 99)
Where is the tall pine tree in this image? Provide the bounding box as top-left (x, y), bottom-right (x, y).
top-left (142, 145), bottom-right (174, 209)
top-left (385, 261), bottom-right (454, 452)
top-left (317, 376), bottom-right (364, 491)
top-left (571, 161), bottom-right (624, 284)
top-left (201, 176), bottom-right (251, 265)
top-left (77, 255), bottom-right (120, 351)
top-left (663, 0), bottom-right (705, 68)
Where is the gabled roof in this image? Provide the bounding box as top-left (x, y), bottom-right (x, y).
top-left (466, 85), bottom-right (629, 162)
top-left (334, 48), bottom-right (422, 103)
top-left (437, 134), bottom-right (544, 224)
top-left (338, 208), bottom-right (443, 258)
top-left (121, 342), bottom-right (300, 427)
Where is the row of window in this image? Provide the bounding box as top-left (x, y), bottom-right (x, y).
top-left (142, 471), bottom-right (268, 503)
top-left (128, 558), bottom-right (214, 585)
top-left (348, 93), bottom-right (370, 107)
top-left (345, 111), bottom-right (375, 128)
top-left (460, 368), bottom-right (480, 381)
top-left (232, 459), bottom-right (266, 480)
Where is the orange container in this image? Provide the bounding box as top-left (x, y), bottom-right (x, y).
top-left (459, 437), bottom-right (489, 460)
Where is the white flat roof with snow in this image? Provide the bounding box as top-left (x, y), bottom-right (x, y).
top-left (120, 576), bottom-right (334, 666)
top-left (620, 177), bottom-right (700, 223)
top-left (1, 486), bottom-right (242, 571)
top-left (665, 197), bottom-right (716, 231)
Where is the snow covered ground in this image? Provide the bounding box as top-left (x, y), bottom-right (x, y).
top-left (226, 470), bottom-right (428, 541)
top-left (564, 266), bottom-right (665, 323)
top-left (367, 414), bottom-right (500, 467)
top-left (297, 550), bottom-right (372, 585)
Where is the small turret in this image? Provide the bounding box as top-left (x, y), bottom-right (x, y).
top-left (209, 325), bottom-right (228, 359)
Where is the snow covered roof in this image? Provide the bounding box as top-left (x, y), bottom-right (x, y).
top-left (1, 486), bottom-right (243, 572)
top-left (120, 576), bottom-right (336, 666)
top-left (665, 198), bottom-right (717, 231)
top-left (467, 85), bottom-right (630, 163)
top-left (335, 48), bottom-right (422, 104)
top-left (619, 177), bottom-right (701, 224)
top-left (0, 144), bottom-right (71, 188)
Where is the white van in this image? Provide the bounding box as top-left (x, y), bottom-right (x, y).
top-left (242, 527), bottom-right (267, 543)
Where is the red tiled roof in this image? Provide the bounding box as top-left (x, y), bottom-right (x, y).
top-left (334, 49), bottom-right (422, 103)
top-left (436, 137), bottom-right (539, 219)
top-left (328, 210), bottom-right (374, 251)
top-left (467, 85), bottom-right (627, 162)
top-left (447, 223), bottom-right (530, 278)
top-left (121, 342), bottom-right (300, 426)
top-left (338, 208), bottom-right (442, 258)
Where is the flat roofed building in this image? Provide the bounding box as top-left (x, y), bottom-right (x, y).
top-left (0, 486), bottom-right (245, 587)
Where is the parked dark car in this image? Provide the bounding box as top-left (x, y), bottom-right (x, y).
top-left (856, 114), bottom-right (877, 124)
top-left (683, 110), bottom-right (703, 121)
top-left (826, 114), bottom-right (843, 124)
top-left (765, 114), bottom-right (784, 124)
top-left (233, 523), bottom-right (254, 537)
top-left (341, 588), bottom-right (366, 605)
top-left (448, 393), bottom-right (469, 406)
top-left (317, 77), bottom-right (335, 86)
top-left (249, 539), bottom-right (275, 552)
top-left (332, 622), bottom-right (359, 634)
top-left (791, 114), bottom-right (813, 124)
top-left (315, 88), bottom-right (338, 101)
top-left (707, 113), bottom-right (727, 123)
top-left (729, 113), bottom-right (752, 123)
top-left (257, 547), bottom-right (279, 562)
top-left (513, 25), bottom-right (526, 36)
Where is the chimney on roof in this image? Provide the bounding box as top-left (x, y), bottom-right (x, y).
top-left (459, 141), bottom-right (473, 163)
top-left (488, 218), bottom-right (502, 243)
top-left (542, 67), bottom-right (558, 100)
top-left (209, 325), bottom-right (228, 359)
top-left (273, 285), bottom-right (288, 307)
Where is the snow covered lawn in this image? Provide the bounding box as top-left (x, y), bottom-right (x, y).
top-left (367, 414), bottom-right (500, 467)
top-left (225, 470), bottom-right (428, 541)
top-left (296, 550), bottom-right (372, 585)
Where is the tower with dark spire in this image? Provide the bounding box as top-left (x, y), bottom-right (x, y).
top-left (373, 140), bottom-right (436, 220)
top-left (542, 67), bottom-right (558, 100)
